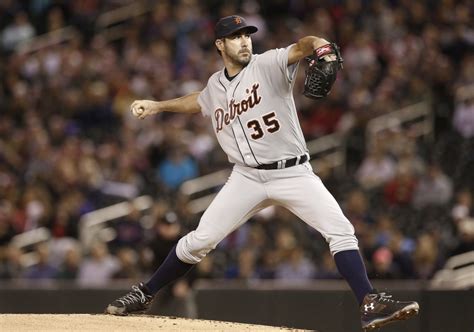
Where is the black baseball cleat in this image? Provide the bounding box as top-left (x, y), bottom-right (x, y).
top-left (105, 282), bottom-right (154, 315)
top-left (360, 290), bottom-right (419, 331)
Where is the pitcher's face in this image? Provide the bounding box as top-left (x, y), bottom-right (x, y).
top-left (221, 32), bottom-right (253, 66)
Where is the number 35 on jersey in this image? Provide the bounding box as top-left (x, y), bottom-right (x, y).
top-left (247, 112), bottom-right (281, 139)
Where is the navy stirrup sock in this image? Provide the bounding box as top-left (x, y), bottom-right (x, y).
top-left (145, 245), bottom-right (194, 295)
top-left (334, 250), bottom-right (373, 305)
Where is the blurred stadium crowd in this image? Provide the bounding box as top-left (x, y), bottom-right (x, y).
top-left (0, 0), bottom-right (473, 293)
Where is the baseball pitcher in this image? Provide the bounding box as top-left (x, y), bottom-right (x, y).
top-left (106, 15), bottom-right (419, 331)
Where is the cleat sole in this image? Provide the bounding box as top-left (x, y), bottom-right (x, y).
top-left (105, 305), bottom-right (150, 316)
top-left (105, 305), bottom-right (127, 316)
top-left (362, 303), bottom-right (420, 331)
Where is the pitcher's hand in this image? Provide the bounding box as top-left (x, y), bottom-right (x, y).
top-left (130, 100), bottom-right (160, 119)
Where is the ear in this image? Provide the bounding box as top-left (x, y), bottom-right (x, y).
top-left (215, 39), bottom-right (224, 52)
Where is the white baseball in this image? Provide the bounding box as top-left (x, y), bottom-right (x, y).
top-left (132, 105), bottom-right (144, 117)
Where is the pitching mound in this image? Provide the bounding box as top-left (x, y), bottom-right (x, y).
top-left (0, 314), bottom-right (310, 331)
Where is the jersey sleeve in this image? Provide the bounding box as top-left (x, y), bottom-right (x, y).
top-left (278, 44), bottom-right (299, 82)
top-left (197, 84), bottom-right (212, 117)
top-left (257, 44), bottom-right (299, 93)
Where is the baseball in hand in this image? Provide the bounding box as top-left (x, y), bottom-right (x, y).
top-left (130, 100), bottom-right (158, 119)
top-left (133, 106), bottom-right (144, 117)
top-left (130, 100), bottom-right (153, 119)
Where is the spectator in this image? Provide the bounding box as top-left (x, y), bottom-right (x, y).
top-left (453, 85), bottom-right (474, 139)
top-left (77, 241), bottom-right (119, 286)
top-left (257, 248), bottom-right (278, 279)
top-left (383, 162), bottom-right (417, 207)
top-left (23, 243), bottom-right (58, 280)
top-left (113, 247), bottom-right (141, 280)
top-left (412, 233), bottom-right (442, 279)
top-left (58, 246), bottom-right (82, 280)
top-left (191, 255), bottom-right (215, 280)
top-left (451, 189), bottom-right (472, 224)
top-left (0, 201), bottom-right (15, 246)
top-left (225, 247), bottom-right (258, 280)
top-left (48, 237), bottom-right (81, 269)
top-left (388, 230), bottom-right (416, 278)
top-left (0, 245), bottom-right (23, 279)
top-left (373, 214), bottom-right (397, 247)
top-left (110, 205), bottom-right (145, 250)
top-left (158, 145), bottom-right (199, 190)
top-left (45, 7), bottom-right (66, 33)
top-left (218, 223), bottom-right (251, 254)
top-left (149, 211), bottom-right (182, 269)
top-left (343, 189), bottom-right (374, 232)
top-left (368, 247), bottom-right (401, 279)
top-left (356, 144), bottom-right (397, 190)
top-left (1, 11), bottom-right (35, 51)
top-left (275, 246), bottom-right (316, 281)
top-left (412, 163), bottom-right (453, 210)
top-left (393, 138), bottom-right (426, 176)
top-left (450, 217), bottom-right (474, 256)
top-left (315, 250), bottom-right (340, 279)
top-left (188, 118), bottom-right (216, 170)
top-left (302, 103), bottom-right (343, 138)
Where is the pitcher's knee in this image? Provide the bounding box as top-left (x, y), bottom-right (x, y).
top-left (176, 231), bottom-right (220, 264)
top-left (328, 234), bottom-right (359, 256)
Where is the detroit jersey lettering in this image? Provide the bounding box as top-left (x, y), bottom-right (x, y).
top-left (198, 46), bottom-right (308, 167)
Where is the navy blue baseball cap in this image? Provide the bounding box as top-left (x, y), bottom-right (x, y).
top-left (215, 15), bottom-right (258, 39)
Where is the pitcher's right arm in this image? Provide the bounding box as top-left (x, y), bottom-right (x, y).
top-left (131, 91), bottom-right (201, 119)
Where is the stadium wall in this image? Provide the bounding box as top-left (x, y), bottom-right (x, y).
top-left (0, 281), bottom-right (472, 332)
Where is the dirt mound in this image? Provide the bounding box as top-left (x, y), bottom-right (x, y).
top-left (0, 314), bottom-right (310, 331)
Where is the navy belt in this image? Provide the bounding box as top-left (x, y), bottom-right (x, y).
top-left (256, 154), bottom-right (309, 170)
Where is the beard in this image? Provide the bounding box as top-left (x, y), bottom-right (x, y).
top-left (228, 49), bottom-right (252, 67)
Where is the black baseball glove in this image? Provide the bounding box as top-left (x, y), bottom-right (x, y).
top-left (303, 43), bottom-right (343, 99)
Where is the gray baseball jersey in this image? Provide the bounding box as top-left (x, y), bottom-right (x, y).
top-left (198, 46), bottom-right (307, 166)
top-left (176, 45), bottom-right (358, 265)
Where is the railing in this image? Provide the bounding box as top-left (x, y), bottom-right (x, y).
top-left (431, 250), bottom-right (474, 289)
top-left (94, 0), bottom-right (156, 42)
top-left (14, 0), bottom-right (156, 54)
top-left (95, 1), bottom-right (150, 28)
top-left (78, 195), bottom-right (153, 250)
top-left (307, 132), bottom-right (346, 174)
top-left (10, 227), bottom-right (51, 248)
top-left (180, 169), bottom-right (232, 215)
top-left (366, 101), bottom-right (433, 150)
top-left (15, 26), bottom-right (80, 54)
top-left (9, 227), bottom-right (52, 267)
top-left (9, 196), bottom-right (153, 261)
